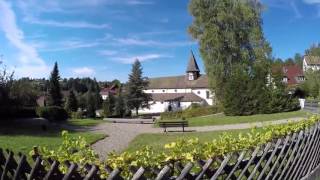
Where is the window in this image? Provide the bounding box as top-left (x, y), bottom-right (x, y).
top-left (206, 91), bottom-right (210, 99)
top-left (197, 91), bottom-right (201, 95)
top-left (283, 77), bottom-right (288, 83)
top-left (188, 73), bottom-right (194, 80)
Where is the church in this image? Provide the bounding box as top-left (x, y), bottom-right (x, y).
top-left (140, 51), bottom-right (214, 113)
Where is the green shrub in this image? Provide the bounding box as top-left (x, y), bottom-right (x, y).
top-left (36, 106), bottom-right (68, 122)
top-left (71, 111), bottom-right (84, 119)
top-left (34, 116), bottom-right (320, 179)
top-left (0, 106), bottom-right (37, 119)
top-left (160, 106), bottom-right (221, 120)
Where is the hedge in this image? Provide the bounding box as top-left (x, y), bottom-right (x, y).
top-left (34, 115), bottom-right (319, 179)
top-left (0, 106), bottom-right (37, 120)
top-left (160, 105), bottom-right (221, 120)
top-left (36, 106), bottom-right (68, 122)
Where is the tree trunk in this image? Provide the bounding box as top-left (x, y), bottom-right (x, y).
top-left (135, 108), bottom-right (139, 116)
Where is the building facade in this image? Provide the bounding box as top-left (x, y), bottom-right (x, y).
top-left (140, 51), bottom-right (214, 113)
top-left (303, 56), bottom-right (320, 71)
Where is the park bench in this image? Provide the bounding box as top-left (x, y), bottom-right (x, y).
top-left (158, 120), bottom-right (188, 132)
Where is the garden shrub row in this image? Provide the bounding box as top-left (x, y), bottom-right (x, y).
top-left (0, 106), bottom-right (37, 120)
top-left (160, 105), bottom-right (221, 120)
top-left (32, 115), bottom-right (319, 179)
top-left (36, 106), bottom-right (68, 122)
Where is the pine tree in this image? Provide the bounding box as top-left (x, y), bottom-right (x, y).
top-left (86, 91), bottom-right (96, 118)
top-left (126, 59), bottom-right (150, 116)
top-left (48, 62), bottom-right (63, 106)
top-left (65, 90), bottom-right (78, 112)
top-left (114, 95), bottom-right (126, 117)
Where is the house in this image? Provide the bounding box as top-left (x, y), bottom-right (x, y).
top-left (140, 51), bottom-right (214, 113)
top-left (303, 56), bottom-right (320, 72)
top-left (100, 84), bottom-right (119, 100)
top-left (281, 65), bottom-right (305, 86)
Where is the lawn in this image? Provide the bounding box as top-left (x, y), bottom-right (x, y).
top-left (158, 110), bottom-right (309, 127)
top-left (68, 118), bottom-right (105, 127)
top-left (0, 118), bottom-right (106, 156)
top-left (126, 128), bottom-right (257, 153)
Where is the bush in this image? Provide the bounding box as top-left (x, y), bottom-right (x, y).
top-left (160, 106), bottom-right (221, 120)
top-left (36, 106), bottom-right (68, 122)
top-left (71, 111), bottom-right (85, 119)
top-left (0, 106), bottom-right (37, 119)
top-left (34, 116), bottom-right (320, 179)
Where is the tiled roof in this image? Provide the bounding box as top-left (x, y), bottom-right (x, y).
top-left (282, 65), bottom-right (304, 85)
top-left (305, 56), bottom-right (320, 65)
top-left (151, 93), bottom-right (203, 102)
top-left (148, 74), bottom-right (209, 89)
top-left (186, 51), bottom-right (200, 72)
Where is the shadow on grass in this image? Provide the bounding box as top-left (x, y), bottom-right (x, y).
top-left (0, 118), bottom-right (90, 137)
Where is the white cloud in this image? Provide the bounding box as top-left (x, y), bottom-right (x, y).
top-left (24, 16), bottom-right (110, 29)
top-left (72, 67), bottom-right (95, 77)
top-left (303, 0), bottom-right (320, 4)
top-left (111, 54), bottom-right (171, 64)
top-left (0, 0), bottom-right (49, 78)
top-left (41, 39), bottom-right (101, 52)
top-left (114, 37), bottom-right (195, 47)
top-left (99, 50), bottom-right (118, 56)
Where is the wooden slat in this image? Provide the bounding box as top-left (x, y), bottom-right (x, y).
top-left (285, 128), bottom-right (311, 180)
top-left (225, 151), bottom-right (246, 180)
top-left (257, 139), bottom-right (282, 180)
top-left (194, 158), bottom-right (213, 180)
top-left (131, 167), bottom-right (146, 180)
top-left (272, 133), bottom-right (299, 180)
top-left (307, 124), bottom-right (320, 175)
top-left (236, 146), bottom-right (261, 180)
top-left (210, 154), bottom-right (231, 180)
top-left (247, 142), bottom-right (272, 180)
top-left (294, 126), bottom-right (318, 179)
top-left (278, 131), bottom-right (304, 179)
top-left (265, 135), bottom-right (291, 180)
top-left (155, 165), bottom-right (171, 180)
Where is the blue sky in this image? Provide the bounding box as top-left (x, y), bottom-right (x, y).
top-left (0, 0), bottom-right (320, 82)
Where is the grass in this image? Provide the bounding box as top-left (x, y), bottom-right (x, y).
top-left (126, 128), bottom-right (258, 153)
top-left (0, 118), bottom-right (106, 156)
top-left (158, 110), bottom-right (309, 127)
top-left (68, 118), bottom-right (105, 127)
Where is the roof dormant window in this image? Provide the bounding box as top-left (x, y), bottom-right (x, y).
top-left (188, 73), bottom-right (194, 81)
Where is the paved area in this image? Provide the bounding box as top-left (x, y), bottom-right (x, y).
top-left (91, 117), bottom-right (306, 159)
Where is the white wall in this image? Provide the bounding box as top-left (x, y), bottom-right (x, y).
top-left (144, 88), bottom-right (214, 105)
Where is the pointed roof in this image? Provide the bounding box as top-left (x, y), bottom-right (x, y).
top-left (186, 50), bottom-right (200, 72)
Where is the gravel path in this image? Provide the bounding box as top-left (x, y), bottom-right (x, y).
top-left (91, 117), bottom-right (305, 159)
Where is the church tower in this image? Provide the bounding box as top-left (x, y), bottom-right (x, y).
top-left (186, 50), bottom-right (200, 81)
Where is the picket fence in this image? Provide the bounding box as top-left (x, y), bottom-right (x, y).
top-left (2, 123), bottom-right (320, 180)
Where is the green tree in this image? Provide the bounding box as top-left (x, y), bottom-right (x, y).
top-left (65, 90), bottom-right (78, 112)
top-left (86, 91), bottom-right (96, 118)
top-left (48, 62), bottom-right (63, 106)
top-left (306, 43), bottom-right (320, 56)
top-left (114, 95), bottom-right (126, 117)
top-left (188, 0), bottom-right (272, 115)
top-left (188, 0), bottom-right (271, 100)
top-left (294, 53), bottom-right (303, 67)
top-left (126, 60), bottom-right (150, 116)
top-left (102, 94), bottom-right (115, 117)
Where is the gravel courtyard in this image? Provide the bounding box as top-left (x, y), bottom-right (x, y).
top-left (90, 117), bottom-right (303, 159)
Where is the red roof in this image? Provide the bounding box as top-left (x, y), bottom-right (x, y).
top-left (100, 84), bottom-right (119, 95)
top-left (282, 65), bottom-right (304, 85)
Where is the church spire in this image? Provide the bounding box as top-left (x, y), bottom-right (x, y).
top-left (186, 50), bottom-right (200, 80)
top-left (186, 50), bottom-right (200, 73)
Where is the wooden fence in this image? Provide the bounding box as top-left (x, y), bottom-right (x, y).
top-left (2, 123), bottom-right (320, 179)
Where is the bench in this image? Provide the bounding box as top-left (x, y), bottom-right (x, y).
top-left (158, 121), bottom-right (189, 132)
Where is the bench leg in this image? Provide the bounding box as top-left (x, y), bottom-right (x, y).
top-left (164, 127), bottom-right (167, 133)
